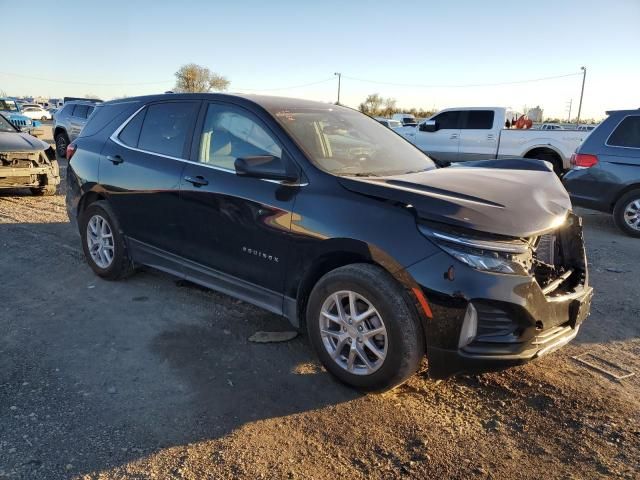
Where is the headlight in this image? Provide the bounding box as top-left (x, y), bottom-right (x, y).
top-left (418, 224), bottom-right (532, 275)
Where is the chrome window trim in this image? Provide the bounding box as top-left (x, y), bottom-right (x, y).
top-left (605, 114), bottom-right (640, 151)
top-left (109, 104), bottom-right (307, 187)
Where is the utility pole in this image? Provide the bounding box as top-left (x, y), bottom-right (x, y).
top-left (566, 98), bottom-right (572, 123)
top-left (576, 66), bottom-right (587, 126)
top-left (334, 72), bottom-right (341, 105)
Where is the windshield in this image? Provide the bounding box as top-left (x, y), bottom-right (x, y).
top-left (271, 107), bottom-right (435, 176)
top-left (0, 115), bottom-right (16, 132)
top-left (0, 100), bottom-right (19, 112)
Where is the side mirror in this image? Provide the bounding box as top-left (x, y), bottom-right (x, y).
top-left (235, 155), bottom-right (298, 183)
top-left (419, 120), bottom-right (437, 132)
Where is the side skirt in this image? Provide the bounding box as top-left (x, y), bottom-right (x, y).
top-left (127, 237), bottom-right (299, 328)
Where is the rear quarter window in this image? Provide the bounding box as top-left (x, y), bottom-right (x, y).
top-left (77, 102), bottom-right (142, 139)
top-left (607, 116), bottom-right (640, 148)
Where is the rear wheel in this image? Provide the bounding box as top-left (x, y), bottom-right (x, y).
top-left (306, 264), bottom-right (425, 392)
top-left (79, 200), bottom-right (135, 279)
top-left (613, 189), bottom-right (640, 237)
top-left (55, 131), bottom-right (69, 158)
top-left (41, 116), bottom-right (48, 121)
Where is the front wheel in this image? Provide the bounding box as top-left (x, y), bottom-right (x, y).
top-left (54, 132), bottom-right (69, 158)
top-left (306, 264), bottom-right (425, 392)
top-left (613, 189), bottom-right (640, 237)
top-left (79, 200), bottom-right (135, 279)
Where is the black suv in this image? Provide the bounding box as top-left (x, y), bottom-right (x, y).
top-left (66, 94), bottom-right (593, 391)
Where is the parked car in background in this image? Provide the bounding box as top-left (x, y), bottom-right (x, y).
top-left (375, 118), bottom-right (403, 129)
top-left (540, 123), bottom-right (564, 131)
top-left (398, 107), bottom-right (588, 173)
top-left (563, 109), bottom-right (640, 237)
top-left (576, 125), bottom-right (596, 132)
top-left (392, 113), bottom-right (418, 126)
top-left (21, 106), bottom-right (52, 121)
top-left (66, 93), bottom-right (592, 391)
top-left (53, 100), bottom-right (98, 157)
top-left (0, 113), bottom-right (60, 195)
top-left (0, 97), bottom-right (35, 131)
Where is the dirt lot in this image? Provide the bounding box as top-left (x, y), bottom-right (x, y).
top-left (0, 156), bottom-right (638, 479)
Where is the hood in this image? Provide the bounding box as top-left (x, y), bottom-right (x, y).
top-left (337, 159), bottom-right (571, 238)
top-left (0, 131), bottom-right (50, 152)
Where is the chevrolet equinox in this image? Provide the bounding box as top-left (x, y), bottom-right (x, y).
top-left (66, 94), bottom-right (593, 391)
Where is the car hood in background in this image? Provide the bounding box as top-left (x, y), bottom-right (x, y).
top-left (337, 159), bottom-right (571, 238)
top-left (0, 131), bottom-right (50, 152)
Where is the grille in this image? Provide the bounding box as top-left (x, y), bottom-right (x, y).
top-left (535, 233), bottom-right (556, 266)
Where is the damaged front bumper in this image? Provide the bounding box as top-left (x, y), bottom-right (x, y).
top-left (0, 150), bottom-right (60, 189)
top-left (407, 213), bottom-right (593, 377)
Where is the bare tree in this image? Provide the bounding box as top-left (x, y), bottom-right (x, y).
top-left (174, 63), bottom-right (230, 93)
top-left (358, 93), bottom-right (384, 115)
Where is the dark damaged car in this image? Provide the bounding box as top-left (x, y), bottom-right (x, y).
top-left (65, 94), bottom-right (593, 391)
top-left (0, 114), bottom-right (60, 195)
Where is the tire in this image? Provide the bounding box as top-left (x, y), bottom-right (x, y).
top-left (30, 185), bottom-right (57, 196)
top-left (306, 263), bottom-right (425, 392)
top-left (41, 116), bottom-right (48, 121)
top-left (527, 151), bottom-right (563, 176)
top-left (613, 189), bottom-right (640, 238)
top-left (54, 131), bottom-right (69, 158)
top-left (79, 200), bottom-right (135, 280)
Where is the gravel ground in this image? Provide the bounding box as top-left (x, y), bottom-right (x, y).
top-left (0, 157), bottom-right (638, 479)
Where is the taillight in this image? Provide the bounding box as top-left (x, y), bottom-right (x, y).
top-left (66, 143), bottom-right (77, 160)
top-left (570, 153), bottom-right (598, 168)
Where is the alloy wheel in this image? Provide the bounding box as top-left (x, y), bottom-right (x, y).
top-left (319, 290), bottom-right (388, 375)
top-left (86, 214), bottom-right (115, 268)
top-left (623, 199), bottom-right (640, 231)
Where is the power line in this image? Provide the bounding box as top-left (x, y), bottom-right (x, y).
top-left (233, 77), bottom-right (334, 91)
top-left (341, 72), bottom-right (582, 89)
top-left (0, 71), bottom-right (172, 86)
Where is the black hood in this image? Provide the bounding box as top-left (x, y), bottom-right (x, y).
top-left (337, 159), bottom-right (571, 238)
top-left (0, 131), bottom-right (50, 152)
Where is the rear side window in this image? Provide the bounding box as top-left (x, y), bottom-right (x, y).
top-left (137, 102), bottom-right (198, 158)
top-left (79, 102), bottom-right (141, 139)
top-left (462, 110), bottom-right (494, 129)
top-left (432, 111), bottom-right (461, 129)
top-left (72, 104), bottom-right (89, 118)
top-left (608, 116), bottom-right (640, 148)
top-left (118, 108), bottom-right (146, 147)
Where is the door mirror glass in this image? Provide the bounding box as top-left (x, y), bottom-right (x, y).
top-left (235, 155), bottom-right (298, 182)
top-left (420, 120), bottom-right (437, 132)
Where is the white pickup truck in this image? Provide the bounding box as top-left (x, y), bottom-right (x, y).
top-left (398, 107), bottom-right (588, 173)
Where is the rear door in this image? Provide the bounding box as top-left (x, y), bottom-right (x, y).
top-left (177, 101), bottom-right (300, 299)
top-left (99, 100), bottom-right (200, 253)
top-left (413, 110), bottom-right (461, 162)
top-left (457, 110), bottom-right (498, 161)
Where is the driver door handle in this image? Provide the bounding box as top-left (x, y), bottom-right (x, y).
top-left (107, 155), bottom-right (124, 165)
top-left (184, 175), bottom-right (209, 187)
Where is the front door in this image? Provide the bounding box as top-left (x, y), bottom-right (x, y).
top-left (413, 110), bottom-right (461, 162)
top-left (177, 102), bottom-right (300, 299)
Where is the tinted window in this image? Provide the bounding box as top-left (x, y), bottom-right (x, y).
top-left (608, 116), bottom-right (640, 148)
top-left (432, 111), bottom-right (461, 129)
top-left (87, 106), bottom-right (95, 118)
top-left (198, 104), bottom-right (282, 170)
top-left (137, 102), bottom-right (198, 157)
top-left (462, 110), bottom-right (494, 129)
top-left (60, 104), bottom-right (73, 115)
top-left (72, 104), bottom-right (89, 118)
top-left (118, 108), bottom-right (146, 147)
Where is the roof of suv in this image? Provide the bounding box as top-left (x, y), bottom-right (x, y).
top-left (605, 109), bottom-right (640, 115)
top-left (101, 93), bottom-right (343, 112)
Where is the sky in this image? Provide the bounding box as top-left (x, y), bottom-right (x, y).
top-left (2, 0), bottom-right (639, 120)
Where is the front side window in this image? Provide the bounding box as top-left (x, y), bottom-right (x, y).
top-left (137, 102), bottom-right (198, 158)
top-left (432, 111), bottom-right (461, 130)
top-left (462, 110), bottom-right (495, 130)
top-left (608, 116), bottom-right (640, 148)
top-left (270, 106), bottom-right (435, 177)
top-left (198, 104), bottom-right (282, 170)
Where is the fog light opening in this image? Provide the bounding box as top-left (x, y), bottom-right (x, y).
top-left (458, 303), bottom-right (478, 349)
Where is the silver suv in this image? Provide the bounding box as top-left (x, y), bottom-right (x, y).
top-left (53, 101), bottom-right (99, 157)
